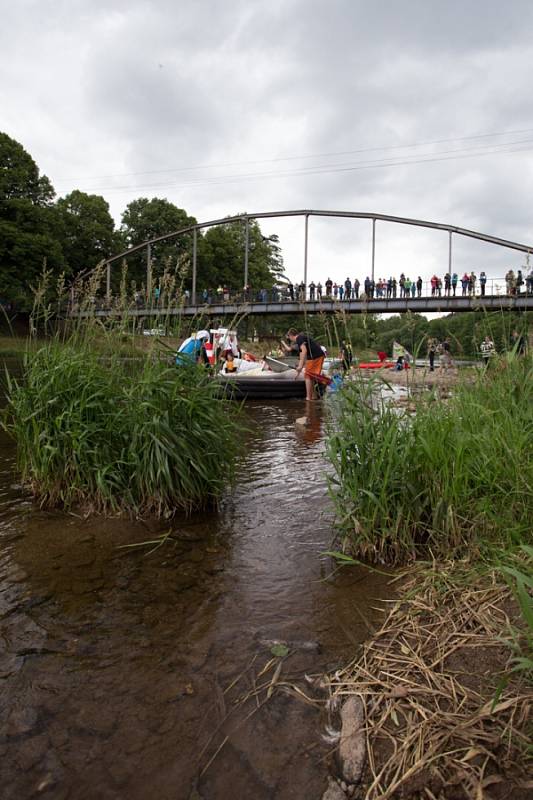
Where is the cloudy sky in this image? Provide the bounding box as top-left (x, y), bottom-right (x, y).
top-left (2, 0), bottom-right (533, 286)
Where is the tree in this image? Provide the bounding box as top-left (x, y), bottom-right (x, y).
top-left (57, 190), bottom-right (117, 277)
top-left (0, 132), bottom-right (54, 206)
top-left (0, 133), bottom-right (63, 307)
top-left (199, 218), bottom-right (284, 292)
top-left (120, 197), bottom-right (197, 286)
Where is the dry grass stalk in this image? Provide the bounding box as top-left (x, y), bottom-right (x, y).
top-left (330, 564), bottom-right (533, 799)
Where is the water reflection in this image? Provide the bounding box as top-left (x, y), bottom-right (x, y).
top-left (0, 396), bottom-right (392, 800)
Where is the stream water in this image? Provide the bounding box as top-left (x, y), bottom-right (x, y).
top-left (0, 392), bottom-right (392, 800)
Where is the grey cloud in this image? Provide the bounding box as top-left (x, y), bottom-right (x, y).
top-left (2, 0), bottom-right (532, 283)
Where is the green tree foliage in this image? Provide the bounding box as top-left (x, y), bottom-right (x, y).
top-left (120, 197), bottom-right (197, 286)
top-left (199, 219), bottom-right (284, 292)
top-left (0, 133), bottom-right (64, 307)
top-left (0, 132), bottom-right (54, 205)
top-left (373, 311), bottom-right (530, 357)
top-left (56, 190), bottom-right (118, 277)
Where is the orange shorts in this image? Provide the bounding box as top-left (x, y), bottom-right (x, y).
top-left (304, 356), bottom-right (324, 380)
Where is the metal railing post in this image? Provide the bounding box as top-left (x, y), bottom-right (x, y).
top-left (448, 231), bottom-right (453, 274)
top-left (192, 228), bottom-right (197, 305)
top-left (106, 262), bottom-right (111, 298)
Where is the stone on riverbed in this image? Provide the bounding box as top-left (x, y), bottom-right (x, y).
top-left (321, 776), bottom-right (346, 799)
top-left (257, 637), bottom-right (321, 653)
top-left (338, 696), bottom-right (365, 784)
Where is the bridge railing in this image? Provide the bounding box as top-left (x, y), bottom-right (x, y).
top-left (74, 276), bottom-right (533, 314)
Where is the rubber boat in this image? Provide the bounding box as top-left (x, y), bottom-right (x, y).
top-left (216, 368), bottom-right (307, 399)
top-left (177, 332), bottom-right (329, 399)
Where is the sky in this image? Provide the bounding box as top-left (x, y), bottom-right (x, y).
top-left (2, 0), bottom-right (533, 288)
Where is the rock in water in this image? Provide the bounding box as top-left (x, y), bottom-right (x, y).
top-left (321, 777), bottom-right (346, 800)
top-left (338, 696), bottom-right (365, 784)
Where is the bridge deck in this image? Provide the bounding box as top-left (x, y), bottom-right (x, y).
top-left (89, 294), bottom-right (533, 318)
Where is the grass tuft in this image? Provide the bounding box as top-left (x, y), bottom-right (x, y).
top-left (326, 355), bottom-right (533, 564)
top-left (2, 340), bottom-right (241, 516)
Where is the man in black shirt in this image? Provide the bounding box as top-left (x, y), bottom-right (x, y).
top-left (287, 328), bottom-right (325, 401)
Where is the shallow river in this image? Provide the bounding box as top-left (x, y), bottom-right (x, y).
top-left (0, 394), bottom-right (392, 800)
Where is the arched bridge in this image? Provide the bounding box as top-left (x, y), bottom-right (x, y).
top-left (91, 210), bottom-right (533, 316)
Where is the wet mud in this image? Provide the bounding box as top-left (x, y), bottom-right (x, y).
top-left (0, 395), bottom-right (392, 800)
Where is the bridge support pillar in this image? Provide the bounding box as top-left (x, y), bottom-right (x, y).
top-left (371, 218), bottom-right (376, 282)
top-left (303, 214), bottom-right (309, 297)
top-left (146, 243), bottom-right (152, 301)
top-left (106, 261), bottom-right (111, 298)
top-left (244, 217), bottom-right (250, 294)
top-left (448, 230), bottom-right (453, 274)
top-left (192, 228), bottom-right (197, 305)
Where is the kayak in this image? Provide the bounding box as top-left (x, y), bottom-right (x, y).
top-left (358, 361), bottom-right (395, 369)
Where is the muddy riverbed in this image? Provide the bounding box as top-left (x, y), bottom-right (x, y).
top-left (0, 396), bottom-right (392, 800)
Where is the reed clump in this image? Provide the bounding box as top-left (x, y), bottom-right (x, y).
top-left (328, 558), bottom-right (533, 799)
top-left (3, 340), bottom-right (240, 516)
top-left (327, 355), bottom-right (533, 564)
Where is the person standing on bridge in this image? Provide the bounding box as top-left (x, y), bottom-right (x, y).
top-left (309, 281), bottom-right (316, 301)
top-left (344, 277), bottom-right (352, 300)
top-left (325, 278), bottom-right (333, 298)
top-left (479, 271), bottom-right (487, 296)
top-left (317, 282), bottom-right (323, 299)
top-left (451, 273), bottom-right (458, 296)
top-left (353, 278), bottom-right (360, 299)
top-left (287, 328), bottom-right (325, 402)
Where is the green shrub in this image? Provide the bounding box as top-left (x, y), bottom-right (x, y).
top-left (3, 342), bottom-right (241, 515)
top-left (326, 356), bottom-right (533, 564)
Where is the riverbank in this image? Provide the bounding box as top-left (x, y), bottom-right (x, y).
top-left (323, 354), bottom-right (532, 797)
top-left (323, 559), bottom-right (533, 799)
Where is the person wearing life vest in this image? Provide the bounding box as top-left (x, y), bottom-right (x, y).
top-left (224, 352), bottom-right (237, 373)
top-left (203, 339), bottom-right (215, 366)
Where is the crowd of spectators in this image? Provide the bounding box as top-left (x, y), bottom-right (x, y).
top-left (193, 267), bottom-right (533, 305)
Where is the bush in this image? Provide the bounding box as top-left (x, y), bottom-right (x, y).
top-left (3, 342), bottom-right (241, 515)
top-left (326, 356), bottom-right (533, 564)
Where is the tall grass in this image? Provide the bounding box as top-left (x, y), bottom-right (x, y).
top-left (2, 267), bottom-right (243, 516)
top-left (326, 355), bottom-right (533, 564)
